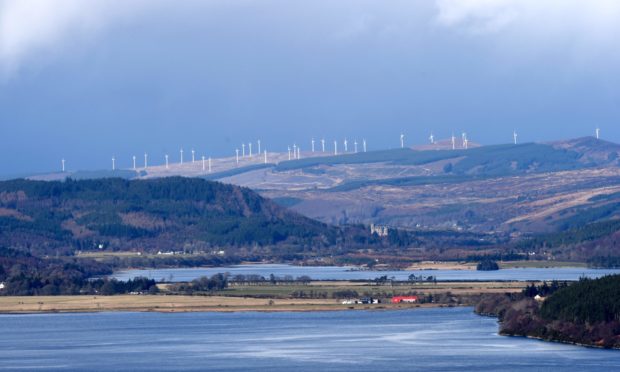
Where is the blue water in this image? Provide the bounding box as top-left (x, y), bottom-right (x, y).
top-left (112, 264), bottom-right (620, 282)
top-left (0, 308), bottom-right (618, 371)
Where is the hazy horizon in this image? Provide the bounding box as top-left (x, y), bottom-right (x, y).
top-left (1, 0), bottom-right (619, 176)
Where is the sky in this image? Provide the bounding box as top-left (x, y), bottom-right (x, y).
top-left (1, 0), bottom-right (620, 175)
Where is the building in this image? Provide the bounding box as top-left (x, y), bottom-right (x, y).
top-left (391, 296), bottom-right (418, 304)
top-left (370, 223), bottom-right (389, 237)
top-left (0, 282), bottom-right (5, 290)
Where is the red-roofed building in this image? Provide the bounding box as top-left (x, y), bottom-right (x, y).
top-left (391, 296), bottom-right (418, 304)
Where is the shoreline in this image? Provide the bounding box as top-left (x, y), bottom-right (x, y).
top-left (0, 295), bottom-right (453, 314)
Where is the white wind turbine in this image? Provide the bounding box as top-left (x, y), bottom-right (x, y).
top-left (461, 133), bottom-right (467, 149)
top-left (144, 153), bottom-right (148, 169)
top-left (165, 154), bottom-right (169, 169)
top-left (311, 138), bottom-right (315, 153)
top-left (180, 148), bottom-right (184, 164)
top-left (513, 130), bottom-right (518, 145)
top-left (249, 142), bottom-right (253, 157)
top-left (288, 146), bottom-right (291, 160)
top-left (297, 146), bottom-right (301, 159)
top-left (208, 157), bottom-right (212, 173)
top-left (202, 155), bottom-right (206, 171)
top-left (241, 143), bottom-right (245, 158)
top-left (112, 156), bottom-right (116, 171)
top-left (451, 133), bottom-right (456, 150)
top-left (429, 132), bottom-right (435, 144)
top-left (61, 158), bottom-right (65, 172)
top-left (191, 149), bottom-right (195, 163)
top-left (257, 139), bottom-right (261, 155)
top-left (264, 149), bottom-right (267, 164)
top-left (334, 140), bottom-right (338, 155)
top-left (132, 155), bottom-right (136, 170)
top-left (344, 138), bottom-right (348, 152)
top-left (354, 140), bottom-right (358, 153)
top-left (321, 138), bottom-right (325, 152)
top-left (596, 127), bottom-right (600, 140)
top-left (293, 143), bottom-right (297, 159)
top-left (235, 149), bottom-right (239, 165)
top-left (363, 139), bottom-right (367, 152)
top-left (400, 133), bottom-right (405, 148)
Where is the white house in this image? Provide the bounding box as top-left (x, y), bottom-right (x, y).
top-left (0, 282), bottom-right (5, 290)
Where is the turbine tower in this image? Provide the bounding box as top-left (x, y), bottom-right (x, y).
top-left (257, 140), bottom-right (261, 155)
top-left (344, 138), bottom-right (348, 152)
top-left (354, 140), bottom-right (358, 153)
top-left (311, 138), bottom-right (315, 153)
top-left (249, 142), bottom-right (253, 157)
top-left (429, 132), bottom-right (434, 144)
top-left (334, 140), bottom-right (338, 155)
top-left (112, 156), bottom-right (116, 171)
top-left (400, 133), bottom-right (404, 148)
top-left (165, 154), bottom-right (169, 169)
top-left (513, 130), bottom-right (518, 145)
top-left (451, 133), bottom-right (456, 150)
top-left (321, 138), bottom-right (325, 152)
top-left (61, 158), bottom-right (65, 172)
top-left (264, 149), bottom-right (267, 164)
top-left (596, 127), bottom-right (600, 140)
top-left (242, 143), bottom-right (245, 157)
top-left (293, 144), bottom-right (297, 159)
top-left (297, 146), bottom-right (301, 159)
top-left (363, 139), bottom-right (367, 152)
top-left (132, 155), bottom-right (136, 170)
top-left (461, 133), bottom-right (467, 149)
top-left (180, 148), bottom-right (184, 164)
top-left (235, 149), bottom-right (239, 165)
top-left (191, 149), bottom-right (195, 163)
top-left (202, 155), bottom-right (206, 171)
top-left (288, 146), bottom-right (291, 160)
top-left (208, 157), bottom-right (212, 173)
top-left (144, 153), bottom-right (148, 169)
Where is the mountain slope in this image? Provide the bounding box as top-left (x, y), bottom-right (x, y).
top-left (0, 177), bottom-right (379, 257)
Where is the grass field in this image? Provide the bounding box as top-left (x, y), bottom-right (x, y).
top-left (0, 281), bottom-right (528, 314)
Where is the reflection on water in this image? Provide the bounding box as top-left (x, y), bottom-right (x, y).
top-left (112, 264), bottom-right (620, 282)
top-left (0, 308), bottom-right (618, 371)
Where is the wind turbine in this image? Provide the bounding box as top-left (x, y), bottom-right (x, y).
top-left (235, 149), bottom-right (239, 165)
top-left (264, 149), bottom-right (268, 164)
top-left (311, 138), bottom-right (315, 153)
top-left (596, 127), bottom-right (600, 140)
top-left (513, 130), bottom-right (518, 145)
top-left (144, 153), bottom-right (148, 169)
top-left (297, 146), bottom-right (301, 159)
top-left (165, 154), bottom-right (169, 169)
top-left (257, 140), bottom-right (261, 155)
top-left (180, 148), bottom-right (184, 164)
top-left (461, 133), bottom-right (467, 149)
top-left (451, 133), bottom-right (456, 150)
top-left (288, 146), bottom-right (291, 160)
top-left (249, 142), bottom-right (253, 157)
top-left (344, 138), bottom-right (348, 152)
top-left (354, 140), bottom-right (358, 153)
top-left (321, 138), bottom-right (325, 152)
top-left (132, 155), bottom-right (136, 170)
top-left (400, 133), bottom-right (405, 148)
top-left (202, 156), bottom-right (206, 171)
top-left (112, 156), bottom-right (116, 171)
top-left (363, 139), bottom-right (367, 152)
top-left (191, 149), bottom-right (195, 163)
top-left (429, 132), bottom-right (435, 144)
top-left (334, 140), bottom-right (338, 155)
top-left (61, 158), bottom-right (65, 172)
top-left (241, 144), bottom-right (245, 158)
top-left (293, 144), bottom-right (297, 159)
top-left (208, 157), bottom-right (212, 173)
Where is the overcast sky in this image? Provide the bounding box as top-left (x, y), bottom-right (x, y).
top-left (1, 0), bottom-right (619, 175)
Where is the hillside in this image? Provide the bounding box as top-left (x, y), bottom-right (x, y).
top-left (0, 177), bottom-right (383, 259)
top-left (476, 275), bottom-right (620, 349)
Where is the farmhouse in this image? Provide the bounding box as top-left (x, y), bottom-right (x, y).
top-left (391, 296), bottom-right (418, 304)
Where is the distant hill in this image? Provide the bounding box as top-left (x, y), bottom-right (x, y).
top-left (0, 177), bottom-right (382, 258)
